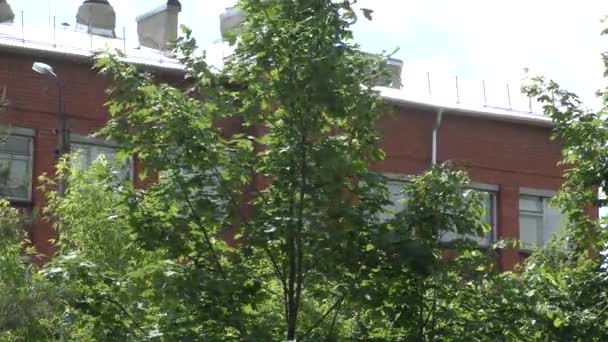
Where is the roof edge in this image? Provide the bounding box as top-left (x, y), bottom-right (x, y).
top-left (379, 89), bottom-right (554, 128)
top-left (0, 43), bottom-right (185, 75)
top-left (136, 2), bottom-right (181, 22)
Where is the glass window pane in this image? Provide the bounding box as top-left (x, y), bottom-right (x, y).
top-left (542, 201), bottom-right (565, 245)
top-left (481, 192), bottom-right (493, 224)
top-left (90, 146), bottom-right (102, 161)
top-left (441, 191), bottom-right (494, 245)
top-left (520, 214), bottom-right (541, 247)
top-left (71, 144), bottom-right (90, 171)
top-left (0, 159), bottom-right (11, 193)
top-left (8, 159), bottom-right (29, 199)
top-left (71, 144), bottom-right (87, 153)
top-left (378, 178), bottom-right (407, 221)
top-left (0, 136), bottom-right (30, 156)
top-left (71, 143), bottom-right (131, 181)
top-left (385, 179), bottom-right (406, 217)
top-left (520, 195), bottom-right (542, 212)
top-left (91, 146), bottom-right (117, 162)
top-left (479, 192), bottom-right (494, 244)
top-left (0, 158), bottom-right (30, 200)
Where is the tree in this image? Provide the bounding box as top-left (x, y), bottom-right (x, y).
top-left (4, 1), bottom-right (608, 341)
top-left (0, 200), bottom-right (62, 341)
top-left (41, 0), bottom-right (489, 340)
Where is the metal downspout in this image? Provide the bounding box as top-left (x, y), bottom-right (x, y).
top-left (432, 109), bottom-right (444, 165)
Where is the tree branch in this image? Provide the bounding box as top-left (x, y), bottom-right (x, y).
top-left (300, 294), bottom-right (347, 341)
top-left (172, 170), bottom-right (225, 275)
top-left (171, 169), bottom-right (248, 336)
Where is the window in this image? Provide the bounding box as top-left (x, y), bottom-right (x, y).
top-left (72, 143), bottom-right (119, 170)
top-left (381, 174), bottom-right (496, 246)
top-left (440, 189), bottom-right (495, 246)
top-left (519, 194), bottom-right (565, 248)
top-left (71, 137), bottom-right (132, 180)
top-left (380, 174), bottom-right (409, 221)
top-left (0, 134), bottom-right (33, 201)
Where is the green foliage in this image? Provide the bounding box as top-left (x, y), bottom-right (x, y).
top-left (70, 0), bottom-right (493, 339)
top-left (0, 200), bottom-right (62, 341)
top-left (349, 167), bottom-right (495, 341)
top-left (0, 1), bottom-right (607, 341)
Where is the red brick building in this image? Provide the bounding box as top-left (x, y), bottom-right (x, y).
top-left (0, 1), bottom-right (569, 270)
top-left (377, 90), bottom-right (564, 270)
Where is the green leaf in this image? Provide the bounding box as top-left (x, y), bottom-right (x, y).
top-left (553, 317), bottom-right (563, 328)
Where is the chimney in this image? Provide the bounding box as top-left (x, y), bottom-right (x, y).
top-left (136, 0), bottom-right (182, 51)
top-left (76, 0), bottom-right (116, 37)
top-left (219, 7), bottom-right (245, 42)
top-left (0, 0), bottom-right (14, 24)
top-left (363, 53), bottom-right (403, 89)
top-left (383, 58), bottom-right (403, 89)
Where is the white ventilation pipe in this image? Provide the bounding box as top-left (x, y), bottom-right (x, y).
top-left (76, 0), bottom-right (116, 37)
top-left (220, 6), bottom-right (245, 41)
top-left (136, 0), bottom-right (182, 51)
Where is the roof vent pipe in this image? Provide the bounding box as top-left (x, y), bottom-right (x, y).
top-left (219, 6), bottom-right (245, 42)
top-left (136, 0), bottom-right (181, 52)
top-left (219, 2), bottom-right (268, 44)
top-left (385, 58), bottom-right (404, 89)
top-left (0, 0), bottom-right (15, 24)
top-left (76, 0), bottom-right (116, 37)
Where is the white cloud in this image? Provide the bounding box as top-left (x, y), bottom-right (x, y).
top-left (354, 0), bottom-right (608, 108)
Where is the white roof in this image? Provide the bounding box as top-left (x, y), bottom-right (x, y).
top-left (0, 22), bottom-right (552, 127)
top-left (0, 22), bottom-right (183, 72)
top-left (378, 87), bottom-right (552, 127)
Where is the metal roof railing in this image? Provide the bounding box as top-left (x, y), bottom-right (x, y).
top-left (0, 11), bottom-right (182, 69)
top-left (398, 69), bottom-right (547, 116)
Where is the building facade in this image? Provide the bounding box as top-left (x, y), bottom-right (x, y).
top-left (375, 93), bottom-right (566, 270)
top-left (0, 1), bottom-right (574, 269)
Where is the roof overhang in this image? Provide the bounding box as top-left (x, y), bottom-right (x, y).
top-left (0, 42), bottom-right (185, 76)
top-left (0, 27), bottom-right (556, 129)
top-left (378, 87), bottom-right (554, 128)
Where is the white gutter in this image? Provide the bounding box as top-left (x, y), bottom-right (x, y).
top-left (432, 109), bottom-right (444, 165)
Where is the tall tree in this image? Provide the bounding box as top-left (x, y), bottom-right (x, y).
top-left (13, 0), bottom-right (608, 340)
top-left (224, 1), bottom-right (388, 339)
top-left (84, 0), bottom-right (489, 339)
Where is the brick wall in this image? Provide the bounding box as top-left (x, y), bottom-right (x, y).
top-left (0, 51), bottom-right (573, 269)
top-left (374, 106), bottom-right (565, 270)
top-left (0, 52), bottom-right (111, 261)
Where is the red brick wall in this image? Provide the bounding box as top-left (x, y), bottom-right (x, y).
top-left (1, 52), bottom-right (110, 261)
top-left (0, 52), bottom-right (573, 269)
top-left (374, 106), bottom-right (565, 270)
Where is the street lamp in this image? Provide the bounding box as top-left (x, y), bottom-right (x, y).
top-left (32, 62), bottom-right (57, 77)
top-left (32, 62), bottom-right (69, 194)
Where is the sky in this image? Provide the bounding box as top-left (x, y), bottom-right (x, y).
top-left (8, 0), bottom-right (608, 108)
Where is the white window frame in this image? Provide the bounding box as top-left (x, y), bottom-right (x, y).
top-left (381, 173), bottom-right (497, 246)
top-left (440, 182), bottom-right (498, 247)
top-left (0, 127), bottom-right (34, 202)
top-left (519, 187), bottom-right (563, 250)
top-left (70, 134), bottom-right (133, 180)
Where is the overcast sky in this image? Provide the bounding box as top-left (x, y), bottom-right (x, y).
top-left (9, 0), bottom-right (608, 108)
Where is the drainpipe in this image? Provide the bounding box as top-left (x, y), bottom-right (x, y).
top-left (432, 109), bottom-right (444, 166)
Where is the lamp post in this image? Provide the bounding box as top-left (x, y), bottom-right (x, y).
top-left (32, 62), bottom-right (69, 195)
